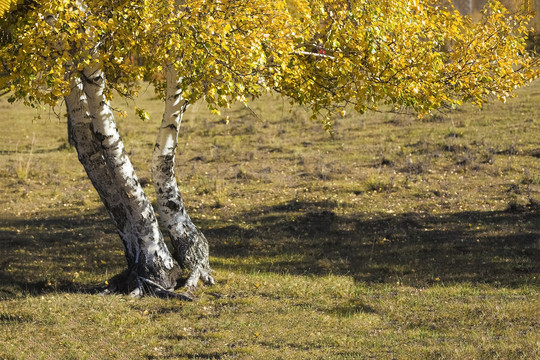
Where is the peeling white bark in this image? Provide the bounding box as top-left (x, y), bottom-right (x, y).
top-left (65, 77), bottom-right (139, 267)
top-left (81, 66), bottom-right (178, 289)
top-left (152, 65), bottom-right (214, 288)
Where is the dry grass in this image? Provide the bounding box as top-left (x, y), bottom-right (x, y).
top-left (0, 80), bottom-right (539, 359)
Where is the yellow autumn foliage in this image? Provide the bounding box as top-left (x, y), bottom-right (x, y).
top-left (0, 0), bottom-right (21, 18)
top-left (0, 0), bottom-right (538, 118)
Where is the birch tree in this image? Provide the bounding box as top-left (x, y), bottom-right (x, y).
top-left (1, 0), bottom-right (538, 298)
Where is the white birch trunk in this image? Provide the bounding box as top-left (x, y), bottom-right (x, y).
top-left (152, 65), bottom-right (214, 288)
top-left (65, 78), bottom-right (139, 269)
top-left (52, 0), bottom-right (191, 298)
top-left (81, 66), bottom-right (180, 291)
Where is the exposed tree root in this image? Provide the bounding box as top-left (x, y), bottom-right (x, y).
top-left (185, 266), bottom-right (215, 290)
top-left (136, 276), bottom-right (193, 301)
top-left (101, 267), bottom-right (193, 301)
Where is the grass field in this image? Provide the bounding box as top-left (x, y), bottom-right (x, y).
top-left (0, 79), bottom-right (539, 359)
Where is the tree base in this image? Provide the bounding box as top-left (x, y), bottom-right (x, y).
top-left (185, 266), bottom-right (215, 289)
top-left (101, 266), bottom-right (194, 301)
top-left (173, 228), bottom-right (215, 289)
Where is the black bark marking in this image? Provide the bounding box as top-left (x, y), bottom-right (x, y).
top-left (110, 204), bottom-right (128, 231)
top-left (93, 131), bottom-right (114, 143)
top-left (165, 200), bottom-right (181, 212)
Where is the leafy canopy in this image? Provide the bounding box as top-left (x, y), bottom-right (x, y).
top-left (0, 0), bottom-right (24, 18)
top-left (0, 0), bottom-right (538, 121)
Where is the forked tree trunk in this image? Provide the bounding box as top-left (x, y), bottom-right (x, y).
top-left (57, 1), bottom-right (197, 299)
top-left (79, 66), bottom-right (185, 296)
top-left (152, 65), bottom-right (214, 288)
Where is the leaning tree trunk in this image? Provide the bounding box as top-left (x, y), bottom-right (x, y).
top-left (65, 77), bottom-right (139, 270)
top-left (152, 65), bottom-right (214, 289)
top-left (80, 66), bottom-right (186, 297)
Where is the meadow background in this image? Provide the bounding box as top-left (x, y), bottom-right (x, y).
top-left (0, 79), bottom-right (539, 359)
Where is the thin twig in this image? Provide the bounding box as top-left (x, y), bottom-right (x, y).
top-left (293, 50), bottom-right (336, 60)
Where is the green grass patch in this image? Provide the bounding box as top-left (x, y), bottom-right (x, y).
top-left (1, 81), bottom-right (539, 358)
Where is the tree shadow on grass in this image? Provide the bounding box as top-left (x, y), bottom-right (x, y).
top-left (0, 211), bottom-right (125, 299)
top-left (203, 199), bottom-right (540, 288)
top-left (1, 200), bottom-right (539, 300)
